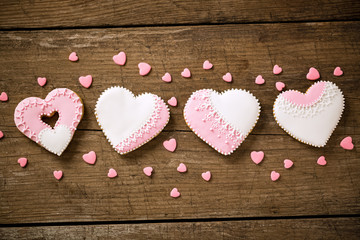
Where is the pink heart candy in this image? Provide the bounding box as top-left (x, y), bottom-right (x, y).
top-left (170, 188), bottom-right (180, 198)
top-left (68, 52), bottom-right (78, 62)
top-left (306, 67), bottom-right (320, 80)
top-left (37, 77), bottom-right (47, 87)
top-left (17, 157), bottom-right (27, 168)
top-left (0, 92), bottom-right (8, 102)
top-left (177, 163), bottom-right (187, 173)
top-left (163, 138), bottom-right (177, 152)
top-left (203, 60), bottom-right (213, 70)
top-left (162, 72), bottom-right (172, 83)
top-left (250, 151), bottom-right (264, 164)
top-left (113, 52), bottom-right (126, 66)
top-left (271, 171), bottom-right (280, 181)
top-left (340, 136), bottom-right (354, 150)
top-left (138, 62), bottom-right (151, 76)
top-left (0, 130), bottom-right (4, 139)
top-left (284, 159), bottom-right (293, 169)
top-left (333, 67), bottom-right (343, 76)
top-left (79, 75), bottom-right (92, 88)
top-left (222, 72), bottom-right (232, 82)
top-left (255, 75), bottom-right (265, 85)
top-left (181, 68), bottom-right (191, 78)
top-left (107, 168), bottom-right (117, 178)
top-left (201, 171), bottom-right (211, 181)
top-left (143, 166), bottom-right (153, 176)
top-left (82, 151), bottom-right (96, 165)
top-left (275, 81), bottom-right (285, 91)
top-left (317, 156), bottom-right (327, 166)
top-left (167, 97), bottom-right (177, 107)
top-left (53, 170), bottom-right (63, 180)
top-left (273, 65), bottom-right (282, 75)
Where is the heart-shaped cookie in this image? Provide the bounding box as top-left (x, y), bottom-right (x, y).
top-left (273, 81), bottom-right (344, 147)
top-left (14, 88), bottom-right (83, 156)
top-left (184, 89), bottom-right (260, 155)
top-left (95, 87), bottom-right (170, 155)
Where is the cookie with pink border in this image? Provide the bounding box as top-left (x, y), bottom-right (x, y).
top-left (273, 81), bottom-right (344, 147)
top-left (184, 89), bottom-right (260, 155)
top-left (14, 88), bottom-right (84, 156)
top-left (95, 87), bottom-right (170, 155)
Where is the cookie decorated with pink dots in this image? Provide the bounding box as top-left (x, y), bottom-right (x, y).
top-left (184, 89), bottom-right (260, 155)
top-left (14, 88), bottom-right (84, 156)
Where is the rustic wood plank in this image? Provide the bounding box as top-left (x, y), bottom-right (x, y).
top-left (0, 0), bottom-right (360, 29)
top-left (0, 22), bottom-right (359, 134)
top-left (0, 218), bottom-right (359, 239)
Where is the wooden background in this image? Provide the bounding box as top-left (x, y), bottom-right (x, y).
top-left (0, 0), bottom-right (359, 239)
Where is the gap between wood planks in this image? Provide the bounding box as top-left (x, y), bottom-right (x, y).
top-left (0, 19), bottom-right (359, 32)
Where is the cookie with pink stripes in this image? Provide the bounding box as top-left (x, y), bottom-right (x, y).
top-left (95, 87), bottom-right (170, 155)
top-left (184, 89), bottom-right (260, 155)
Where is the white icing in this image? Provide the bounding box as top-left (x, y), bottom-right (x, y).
top-left (95, 87), bottom-right (155, 148)
top-left (38, 125), bottom-right (72, 156)
top-left (210, 89), bottom-right (261, 137)
top-left (273, 81), bottom-right (344, 147)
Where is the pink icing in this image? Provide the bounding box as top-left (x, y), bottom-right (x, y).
top-left (281, 81), bottom-right (326, 106)
top-left (184, 89), bottom-right (244, 155)
top-left (114, 95), bottom-right (169, 154)
top-left (14, 88), bottom-right (83, 142)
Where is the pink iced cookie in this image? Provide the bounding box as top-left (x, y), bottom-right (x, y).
top-left (222, 73), bottom-right (232, 83)
top-left (138, 62), bottom-right (151, 76)
top-left (251, 151), bottom-right (264, 164)
top-left (107, 168), bottom-right (117, 178)
top-left (333, 67), bottom-right (343, 76)
top-left (184, 89), bottom-right (260, 155)
top-left (273, 65), bottom-right (282, 75)
top-left (14, 88), bottom-right (84, 156)
top-left (79, 75), bottom-right (92, 88)
top-left (163, 138), bottom-right (176, 152)
top-left (0, 131), bottom-right (3, 139)
top-left (53, 170), bottom-right (63, 180)
top-left (255, 75), bottom-right (265, 85)
top-left (167, 97), bottom-right (177, 107)
top-left (177, 163), bottom-right (187, 173)
top-left (340, 136), bottom-right (354, 150)
top-left (275, 82), bottom-right (285, 91)
top-left (0, 92), bottom-right (8, 102)
top-left (95, 87), bottom-right (170, 155)
top-left (201, 171), bottom-right (211, 181)
top-left (317, 156), bottom-right (327, 166)
top-left (143, 167), bottom-right (153, 176)
top-left (17, 157), bottom-right (28, 168)
top-left (306, 67), bottom-right (320, 80)
top-left (37, 77), bottom-right (47, 87)
top-left (203, 60), bottom-right (213, 70)
top-left (170, 188), bottom-right (180, 198)
top-left (113, 52), bottom-right (126, 66)
top-left (83, 151), bottom-right (96, 165)
top-left (273, 81), bottom-right (344, 147)
top-left (69, 52), bottom-right (78, 62)
top-left (271, 171), bottom-right (280, 181)
top-left (181, 68), bottom-right (191, 78)
top-left (162, 73), bottom-right (172, 83)
top-left (284, 159), bottom-right (293, 169)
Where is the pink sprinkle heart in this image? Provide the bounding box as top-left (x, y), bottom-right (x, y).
top-left (275, 81), bottom-right (285, 91)
top-left (340, 136), bottom-right (354, 150)
top-left (181, 68), bottom-right (191, 78)
top-left (37, 77), bottom-right (47, 87)
top-left (222, 72), bottom-right (232, 82)
top-left (68, 52), bottom-right (78, 62)
top-left (53, 170), bottom-right (63, 180)
top-left (271, 171), bottom-right (280, 181)
top-left (163, 138), bottom-right (177, 152)
top-left (203, 60), bottom-right (213, 70)
top-left (306, 67), bottom-right (320, 80)
top-left (0, 131), bottom-right (4, 139)
top-left (177, 163), bottom-right (187, 173)
top-left (107, 168), bottom-right (117, 178)
top-left (201, 171), bottom-right (211, 181)
top-left (333, 67), bottom-right (343, 76)
top-left (317, 156), bottom-right (327, 166)
top-left (0, 92), bottom-right (8, 102)
top-left (17, 157), bottom-right (27, 168)
top-left (138, 62), bottom-right (151, 76)
top-left (284, 159), bottom-right (293, 169)
top-left (79, 75), bottom-right (92, 88)
top-left (255, 75), bottom-right (265, 85)
top-left (167, 97), bottom-right (177, 107)
top-left (82, 151), bottom-right (96, 165)
top-left (273, 65), bottom-right (282, 75)
top-left (113, 52), bottom-right (126, 66)
top-left (143, 167), bottom-right (153, 176)
top-left (162, 72), bottom-right (172, 82)
top-left (250, 151), bottom-right (264, 164)
top-left (170, 188), bottom-right (180, 198)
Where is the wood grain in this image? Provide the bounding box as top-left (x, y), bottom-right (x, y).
top-left (1, 218), bottom-right (359, 239)
top-left (0, 22), bottom-right (359, 224)
top-left (1, 0), bottom-right (360, 29)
